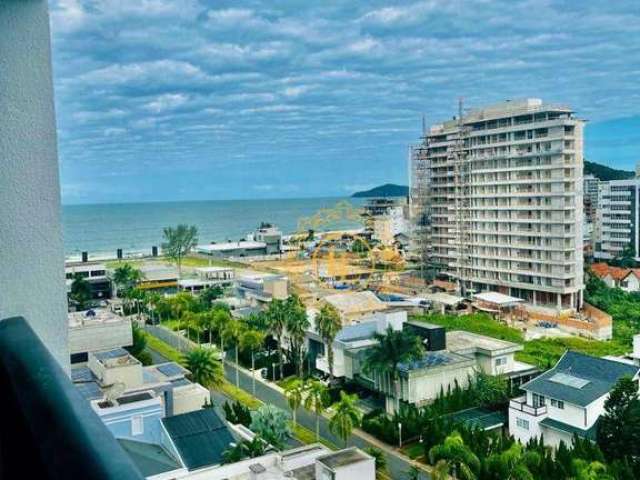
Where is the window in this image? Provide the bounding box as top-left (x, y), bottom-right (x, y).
top-left (516, 418), bottom-right (530, 430)
top-left (551, 399), bottom-right (565, 409)
top-left (495, 357), bottom-right (507, 367)
top-left (533, 394), bottom-right (545, 407)
top-left (131, 415), bottom-right (143, 436)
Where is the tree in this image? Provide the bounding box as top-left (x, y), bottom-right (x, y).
top-left (284, 378), bottom-right (305, 428)
top-left (111, 263), bottom-right (143, 299)
top-left (221, 436), bottom-right (267, 464)
top-left (316, 303), bottom-right (341, 382)
top-left (428, 431), bottom-right (480, 480)
top-left (125, 323), bottom-right (152, 365)
top-left (212, 308), bottom-right (231, 353)
top-left (161, 224), bottom-right (198, 279)
top-left (285, 295), bottom-right (310, 378)
top-left (597, 376), bottom-right (640, 463)
top-left (364, 447), bottom-right (388, 478)
top-left (364, 326), bottom-right (424, 412)
top-left (405, 465), bottom-right (422, 480)
top-left (485, 442), bottom-right (540, 480)
top-left (265, 299), bottom-right (287, 380)
top-left (303, 380), bottom-right (329, 441)
top-left (70, 273), bottom-right (92, 310)
top-left (183, 347), bottom-right (224, 388)
top-left (329, 391), bottom-right (361, 447)
top-left (199, 285), bottom-right (224, 309)
top-left (250, 405), bottom-right (291, 450)
top-left (572, 459), bottom-right (614, 480)
top-left (240, 329), bottom-right (265, 396)
top-left (613, 244), bottom-right (637, 268)
top-left (223, 318), bottom-right (245, 388)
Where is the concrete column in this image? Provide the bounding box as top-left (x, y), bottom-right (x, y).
top-left (532, 291), bottom-right (537, 306)
top-left (0, 1), bottom-right (68, 370)
top-left (557, 293), bottom-right (562, 309)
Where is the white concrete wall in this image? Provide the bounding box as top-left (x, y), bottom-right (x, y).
top-left (508, 407), bottom-right (544, 445)
top-left (69, 320), bottom-right (133, 354)
top-left (172, 384), bottom-right (210, 415)
top-left (404, 365), bottom-right (476, 405)
top-left (0, 0), bottom-right (68, 369)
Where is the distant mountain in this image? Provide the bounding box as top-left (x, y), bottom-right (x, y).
top-left (352, 183), bottom-right (409, 198)
top-left (585, 160), bottom-right (634, 181)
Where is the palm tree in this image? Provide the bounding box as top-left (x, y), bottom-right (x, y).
top-left (183, 347), bottom-right (224, 388)
top-left (265, 299), bottom-right (287, 380)
top-left (70, 273), bottom-right (92, 310)
top-left (111, 263), bottom-right (143, 301)
top-left (303, 379), bottom-right (329, 441)
top-left (223, 318), bottom-right (245, 388)
top-left (284, 378), bottom-right (306, 428)
top-left (181, 311), bottom-right (200, 344)
top-left (161, 224), bottom-right (198, 279)
top-left (146, 292), bottom-right (162, 324)
top-left (428, 431), bottom-right (480, 480)
top-left (212, 308), bottom-right (231, 353)
top-left (240, 329), bottom-right (266, 396)
top-left (285, 295), bottom-right (310, 378)
top-left (364, 447), bottom-right (388, 478)
top-left (316, 303), bottom-right (341, 382)
top-left (329, 391), bottom-right (361, 447)
top-left (431, 460), bottom-right (451, 480)
top-left (572, 460), bottom-right (613, 480)
top-left (405, 465), bottom-right (423, 480)
top-left (364, 325), bottom-right (424, 412)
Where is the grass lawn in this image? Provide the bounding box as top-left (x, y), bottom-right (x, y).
top-left (277, 376), bottom-right (300, 390)
top-left (400, 442), bottom-right (424, 460)
top-left (144, 332), bottom-right (183, 363)
top-left (412, 312), bottom-right (627, 369)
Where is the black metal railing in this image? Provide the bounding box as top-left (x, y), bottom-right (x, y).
top-left (0, 317), bottom-right (144, 479)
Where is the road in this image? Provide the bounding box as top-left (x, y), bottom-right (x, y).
top-left (146, 327), bottom-right (429, 479)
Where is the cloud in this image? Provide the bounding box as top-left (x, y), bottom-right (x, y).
top-left (49, 0), bottom-right (640, 204)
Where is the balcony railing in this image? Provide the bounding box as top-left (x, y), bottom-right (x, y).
top-left (509, 396), bottom-right (547, 416)
top-left (0, 316), bottom-right (145, 479)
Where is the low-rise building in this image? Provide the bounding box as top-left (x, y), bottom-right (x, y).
top-left (137, 265), bottom-right (179, 291)
top-left (236, 273), bottom-right (288, 305)
top-left (178, 267), bottom-right (235, 293)
top-left (590, 262), bottom-right (640, 292)
top-left (68, 308), bottom-right (133, 362)
top-left (509, 351), bottom-right (640, 448)
top-left (322, 291), bottom-right (388, 324)
top-left (65, 261), bottom-right (112, 300)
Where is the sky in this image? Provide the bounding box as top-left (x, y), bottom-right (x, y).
top-left (49, 1), bottom-right (640, 205)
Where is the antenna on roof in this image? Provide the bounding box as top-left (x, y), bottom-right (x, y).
top-left (421, 114), bottom-right (426, 137)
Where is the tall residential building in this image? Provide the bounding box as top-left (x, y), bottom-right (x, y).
top-left (583, 174), bottom-right (600, 223)
top-left (410, 98), bottom-right (584, 310)
top-left (595, 179), bottom-right (640, 261)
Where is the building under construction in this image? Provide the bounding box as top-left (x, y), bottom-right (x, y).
top-left (410, 99), bottom-right (585, 311)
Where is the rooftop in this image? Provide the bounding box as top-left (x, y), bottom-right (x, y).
top-left (324, 291), bottom-right (387, 317)
top-left (398, 350), bottom-right (474, 374)
top-left (68, 309), bottom-right (127, 329)
top-left (521, 351), bottom-right (639, 406)
top-left (446, 330), bottom-right (523, 356)
top-left (473, 291), bottom-right (523, 306)
top-left (92, 348), bottom-right (140, 368)
top-left (117, 438), bottom-right (181, 477)
top-left (316, 447), bottom-right (372, 470)
top-left (423, 292), bottom-right (464, 307)
top-left (197, 241), bottom-right (266, 252)
top-left (161, 409), bottom-right (235, 470)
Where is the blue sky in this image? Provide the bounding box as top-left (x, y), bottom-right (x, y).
top-left (49, 1), bottom-right (640, 205)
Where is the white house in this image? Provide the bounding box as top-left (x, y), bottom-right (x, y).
top-left (509, 351), bottom-right (640, 448)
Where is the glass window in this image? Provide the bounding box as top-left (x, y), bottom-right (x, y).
top-left (516, 418), bottom-right (529, 430)
top-left (131, 415), bottom-right (143, 436)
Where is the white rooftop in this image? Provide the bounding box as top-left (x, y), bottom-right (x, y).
top-left (196, 266), bottom-right (234, 273)
top-left (423, 292), bottom-right (464, 306)
top-left (197, 241), bottom-right (266, 252)
top-left (324, 291), bottom-right (387, 316)
top-left (68, 309), bottom-right (127, 329)
top-left (474, 291), bottom-right (523, 306)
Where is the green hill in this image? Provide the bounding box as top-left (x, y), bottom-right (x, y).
top-left (585, 160), bottom-right (634, 181)
top-left (351, 183), bottom-right (409, 198)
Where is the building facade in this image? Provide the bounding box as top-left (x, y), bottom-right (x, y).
top-left (410, 99), bottom-right (584, 310)
top-left (595, 179), bottom-right (640, 261)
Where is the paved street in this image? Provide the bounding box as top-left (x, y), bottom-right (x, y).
top-left (146, 327), bottom-right (429, 479)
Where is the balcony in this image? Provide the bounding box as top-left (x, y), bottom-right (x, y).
top-left (0, 316), bottom-right (145, 479)
top-left (509, 396), bottom-right (547, 416)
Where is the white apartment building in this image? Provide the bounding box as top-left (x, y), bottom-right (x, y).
top-left (509, 351), bottom-right (639, 448)
top-left (595, 179), bottom-right (640, 261)
top-left (411, 99), bottom-right (584, 310)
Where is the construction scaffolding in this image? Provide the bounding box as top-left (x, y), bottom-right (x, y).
top-left (452, 98), bottom-right (473, 296)
top-left (409, 135), bottom-right (431, 280)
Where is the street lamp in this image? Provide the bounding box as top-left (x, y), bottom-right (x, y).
top-left (398, 422), bottom-right (402, 448)
top-left (272, 362), bottom-right (276, 382)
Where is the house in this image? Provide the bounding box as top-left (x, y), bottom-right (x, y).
top-left (137, 265), bottom-right (179, 291)
top-left (68, 309), bottom-right (133, 363)
top-left (74, 349), bottom-right (210, 420)
top-left (589, 263), bottom-right (634, 289)
top-left (65, 261), bottom-right (112, 300)
top-left (236, 273), bottom-right (288, 305)
top-left (178, 267), bottom-right (235, 293)
top-left (322, 291), bottom-right (388, 324)
top-left (509, 351), bottom-right (640, 448)
top-left (143, 444), bottom-right (375, 480)
top-left (307, 309), bottom-right (407, 379)
top-left (252, 222), bottom-right (283, 255)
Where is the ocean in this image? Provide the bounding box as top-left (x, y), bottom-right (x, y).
top-left (62, 197), bottom-right (365, 259)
